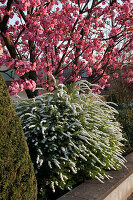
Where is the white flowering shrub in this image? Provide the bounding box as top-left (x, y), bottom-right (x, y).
top-left (15, 81), bottom-right (126, 199)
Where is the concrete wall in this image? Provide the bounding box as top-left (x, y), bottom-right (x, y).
top-left (104, 173), bottom-right (133, 200)
top-left (58, 153), bottom-right (133, 200)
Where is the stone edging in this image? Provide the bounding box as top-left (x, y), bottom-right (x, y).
top-left (58, 152), bottom-right (133, 200)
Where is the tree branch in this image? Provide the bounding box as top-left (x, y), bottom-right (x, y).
top-left (82, 0), bottom-right (104, 14)
top-left (54, 18), bottom-right (79, 75)
top-left (0, 68), bottom-right (11, 73)
top-left (1, 33), bottom-right (18, 59)
top-left (14, 26), bottom-right (26, 45)
top-left (0, 0), bottom-right (18, 59)
top-left (14, 0), bottom-right (28, 23)
top-left (0, 0), bottom-right (13, 33)
top-left (78, 0), bottom-right (80, 8)
top-left (118, 39), bottom-right (132, 54)
top-left (80, 0), bottom-right (90, 14)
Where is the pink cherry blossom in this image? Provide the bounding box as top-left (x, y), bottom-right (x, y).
top-left (113, 73), bottom-right (119, 78)
top-left (0, 0), bottom-right (132, 97)
top-left (8, 80), bottom-right (24, 95)
top-left (125, 78), bottom-right (133, 83)
top-left (23, 79), bottom-right (36, 91)
top-left (85, 67), bottom-right (92, 76)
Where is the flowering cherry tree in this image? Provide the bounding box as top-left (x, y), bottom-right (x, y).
top-left (0, 0), bottom-right (133, 98)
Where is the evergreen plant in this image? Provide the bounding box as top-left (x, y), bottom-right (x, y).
top-left (0, 74), bottom-right (37, 200)
top-left (117, 104), bottom-right (133, 152)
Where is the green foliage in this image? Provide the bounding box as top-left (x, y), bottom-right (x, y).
top-left (15, 81), bottom-right (126, 200)
top-left (116, 104), bottom-right (133, 153)
top-left (0, 74), bottom-right (37, 200)
top-left (106, 76), bottom-right (133, 105)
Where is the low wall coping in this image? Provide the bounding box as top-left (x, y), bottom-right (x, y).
top-left (58, 152), bottom-right (133, 200)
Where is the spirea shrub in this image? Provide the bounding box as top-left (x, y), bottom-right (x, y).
top-left (15, 81), bottom-right (126, 199)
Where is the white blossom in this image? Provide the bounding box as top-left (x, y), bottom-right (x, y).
top-left (48, 161), bottom-right (52, 169)
top-left (51, 181), bottom-right (55, 192)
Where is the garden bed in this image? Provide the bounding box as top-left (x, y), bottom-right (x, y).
top-left (58, 152), bottom-right (133, 200)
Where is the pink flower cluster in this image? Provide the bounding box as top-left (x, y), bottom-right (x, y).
top-left (15, 60), bottom-right (36, 76)
top-left (8, 80), bottom-right (24, 96)
top-left (23, 79), bottom-right (36, 91)
top-left (0, 0), bottom-right (132, 96)
top-left (122, 70), bottom-right (133, 83)
top-left (8, 79), bottom-right (36, 95)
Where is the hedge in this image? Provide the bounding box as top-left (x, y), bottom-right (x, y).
top-left (0, 74), bottom-right (37, 200)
